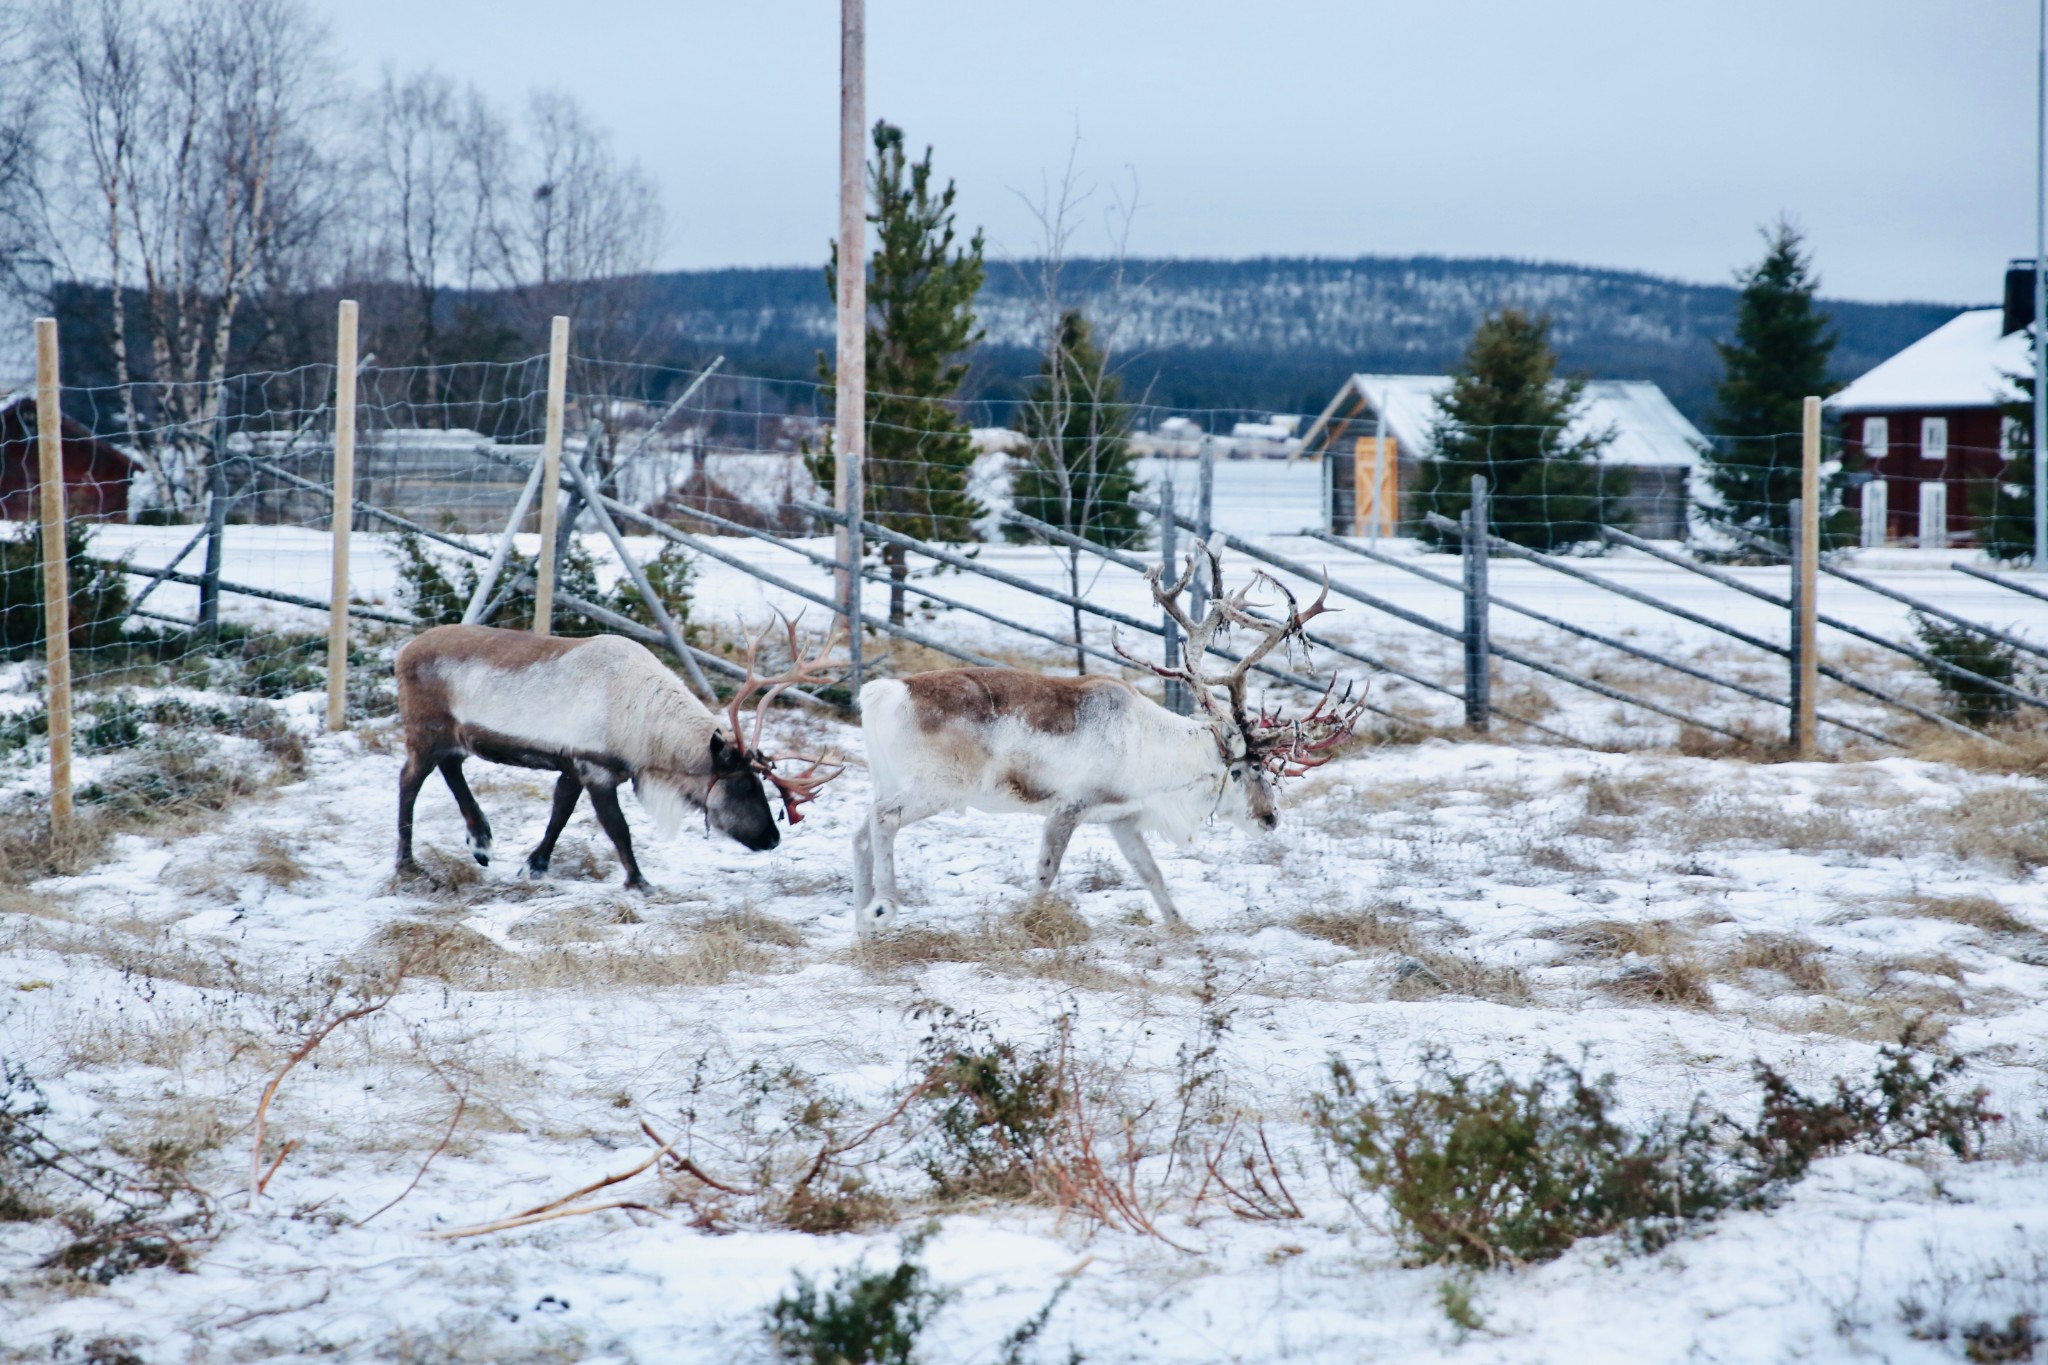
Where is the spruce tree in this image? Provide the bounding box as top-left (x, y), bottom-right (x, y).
top-left (1009, 309), bottom-right (1144, 548)
top-left (811, 121), bottom-right (986, 624)
top-left (1006, 308), bottom-right (1145, 671)
top-left (1419, 309), bottom-right (1615, 550)
top-left (1705, 221), bottom-right (1839, 538)
top-left (1980, 368), bottom-right (2038, 563)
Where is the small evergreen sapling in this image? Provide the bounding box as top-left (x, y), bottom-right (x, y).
top-left (766, 1226), bottom-right (950, 1365)
top-left (1418, 309), bottom-right (1618, 551)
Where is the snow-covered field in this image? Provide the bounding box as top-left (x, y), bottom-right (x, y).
top-left (5, 524), bottom-right (2048, 1363)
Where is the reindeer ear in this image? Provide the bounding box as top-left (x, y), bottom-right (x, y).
top-left (710, 732), bottom-right (747, 775)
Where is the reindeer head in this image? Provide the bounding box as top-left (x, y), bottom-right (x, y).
top-left (1118, 540), bottom-right (1364, 833)
top-left (715, 616), bottom-right (847, 850)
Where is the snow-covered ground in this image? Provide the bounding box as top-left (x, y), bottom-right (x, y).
top-left (5, 524), bottom-right (2048, 1362)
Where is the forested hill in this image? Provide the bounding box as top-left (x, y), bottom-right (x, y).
top-left (630, 256), bottom-right (1969, 422)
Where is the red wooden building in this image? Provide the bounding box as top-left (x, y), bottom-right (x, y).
top-left (1827, 269), bottom-right (2032, 548)
top-left (0, 392), bottom-right (135, 522)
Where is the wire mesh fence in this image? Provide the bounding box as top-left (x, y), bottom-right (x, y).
top-left (9, 325), bottom-right (2048, 811)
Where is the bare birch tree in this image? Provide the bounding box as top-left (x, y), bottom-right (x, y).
top-left (1011, 144), bottom-right (1150, 672)
top-left (27, 0), bottom-right (337, 510)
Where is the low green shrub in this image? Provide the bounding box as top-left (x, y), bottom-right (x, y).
top-left (766, 1227), bottom-right (949, 1365)
top-left (1912, 611), bottom-right (2028, 728)
top-left (0, 522), bottom-right (131, 660)
top-left (1314, 1038), bottom-right (1997, 1269)
top-left (912, 1008), bottom-right (1062, 1200)
top-left (394, 531), bottom-right (692, 640)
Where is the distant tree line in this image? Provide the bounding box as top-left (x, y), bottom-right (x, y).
top-left (0, 0), bottom-right (664, 506)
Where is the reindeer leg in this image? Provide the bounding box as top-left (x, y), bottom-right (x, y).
top-left (851, 814), bottom-right (875, 913)
top-left (584, 779), bottom-right (649, 892)
top-left (1033, 802), bottom-right (1089, 897)
top-left (396, 750), bottom-right (435, 878)
top-left (524, 770), bottom-right (583, 879)
top-left (437, 757), bottom-right (493, 866)
top-left (858, 794), bottom-right (944, 938)
top-left (1110, 817), bottom-right (1185, 926)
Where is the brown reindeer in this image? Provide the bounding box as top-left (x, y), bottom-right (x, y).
top-left (395, 621), bottom-right (839, 889)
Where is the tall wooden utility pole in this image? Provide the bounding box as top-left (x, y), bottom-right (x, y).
top-left (835, 0), bottom-right (866, 684)
top-left (2034, 0), bottom-right (2046, 569)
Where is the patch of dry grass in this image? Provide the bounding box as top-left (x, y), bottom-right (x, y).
top-left (1792, 1000), bottom-right (1951, 1044)
top-left (1940, 786), bottom-right (2048, 872)
top-left (1907, 725), bottom-right (2048, 778)
top-left (1549, 918), bottom-right (1690, 962)
top-left (1895, 893), bottom-right (2034, 936)
top-left (1597, 956), bottom-right (1716, 1011)
top-left (1014, 896), bottom-right (1093, 948)
top-left (242, 833), bottom-right (308, 887)
top-left (1719, 932), bottom-right (1832, 994)
top-left (1292, 905), bottom-right (1420, 956)
top-left (1390, 950), bottom-right (1532, 1005)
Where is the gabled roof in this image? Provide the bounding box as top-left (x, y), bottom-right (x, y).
top-left (1826, 308), bottom-right (2028, 413)
top-left (1301, 374), bottom-right (1706, 468)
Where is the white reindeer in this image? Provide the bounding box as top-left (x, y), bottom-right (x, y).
top-left (395, 621), bottom-right (840, 888)
top-left (850, 544), bottom-right (1361, 936)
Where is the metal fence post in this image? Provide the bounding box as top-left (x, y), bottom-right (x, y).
top-left (1462, 474), bottom-right (1490, 731)
top-left (1159, 462), bottom-right (1188, 714)
top-left (34, 318), bottom-right (72, 837)
top-left (198, 386), bottom-right (229, 633)
top-left (531, 315), bottom-right (570, 636)
top-left (326, 299), bottom-right (358, 732)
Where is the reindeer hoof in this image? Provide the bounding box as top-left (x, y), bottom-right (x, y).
top-left (521, 859), bottom-right (550, 881)
top-left (623, 876), bottom-right (653, 894)
top-left (467, 835), bottom-right (492, 866)
top-left (395, 857), bottom-right (428, 883)
top-left (854, 898), bottom-right (897, 939)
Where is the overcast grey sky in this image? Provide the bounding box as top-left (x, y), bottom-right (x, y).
top-left (313, 0), bottom-right (2029, 303)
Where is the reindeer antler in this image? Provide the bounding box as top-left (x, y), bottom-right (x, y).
top-left (1252, 677), bottom-right (1370, 778)
top-left (1126, 542), bottom-right (1361, 779)
top-left (723, 615), bottom-right (847, 824)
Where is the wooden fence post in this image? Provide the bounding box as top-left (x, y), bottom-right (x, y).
top-left (1462, 474), bottom-right (1491, 731)
top-left (835, 0), bottom-right (867, 690)
top-left (531, 316), bottom-right (570, 636)
top-left (326, 299), bottom-right (358, 732)
top-left (35, 319), bottom-right (72, 836)
top-left (1788, 497), bottom-right (1805, 752)
top-left (1794, 395), bottom-right (1821, 756)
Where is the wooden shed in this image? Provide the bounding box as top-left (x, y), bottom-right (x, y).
top-left (1298, 374), bottom-right (1704, 540)
top-left (0, 392), bottom-right (136, 522)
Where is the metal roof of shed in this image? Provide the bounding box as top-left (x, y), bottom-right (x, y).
top-left (1303, 374), bottom-right (1706, 468)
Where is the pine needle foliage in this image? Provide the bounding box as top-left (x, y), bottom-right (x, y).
top-left (0, 522), bottom-right (131, 659)
top-left (1418, 309), bottom-right (1617, 550)
top-left (766, 1226), bottom-right (950, 1365)
top-left (811, 121), bottom-right (986, 622)
top-left (1911, 611), bottom-right (2024, 728)
top-left (1314, 1038), bottom-right (1995, 1269)
top-left (1705, 220), bottom-right (1841, 538)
